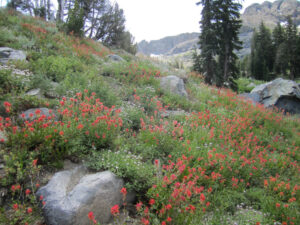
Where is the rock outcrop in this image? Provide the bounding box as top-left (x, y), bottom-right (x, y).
top-left (243, 78), bottom-right (300, 114)
top-left (160, 75), bottom-right (188, 97)
top-left (36, 167), bottom-right (125, 225)
top-left (0, 47), bottom-right (26, 64)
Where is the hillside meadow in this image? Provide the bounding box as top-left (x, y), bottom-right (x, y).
top-left (0, 8), bottom-right (299, 225)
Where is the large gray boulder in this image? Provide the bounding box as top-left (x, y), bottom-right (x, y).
top-left (0, 47), bottom-right (26, 64)
top-left (239, 92), bottom-right (261, 106)
top-left (36, 167), bottom-right (125, 225)
top-left (160, 75), bottom-right (188, 97)
top-left (249, 78), bottom-right (300, 114)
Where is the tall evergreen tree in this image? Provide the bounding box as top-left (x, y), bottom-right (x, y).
top-left (214, 0), bottom-right (242, 88)
top-left (273, 22), bottom-right (286, 75)
top-left (197, 0), bottom-right (219, 85)
top-left (250, 22), bottom-right (274, 80)
top-left (194, 0), bottom-right (242, 88)
top-left (285, 16), bottom-right (298, 80)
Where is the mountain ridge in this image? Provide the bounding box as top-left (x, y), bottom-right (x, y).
top-left (138, 0), bottom-right (300, 56)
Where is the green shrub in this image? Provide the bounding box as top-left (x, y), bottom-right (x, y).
top-left (0, 69), bottom-right (25, 97)
top-left (120, 106), bottom-right (146, 131)
top-left (86, 149), bottom-right (155, 193)
top-left (88, 78), bottom-right (121, 107)
top-left (31, 55), bottom-right (84, 82)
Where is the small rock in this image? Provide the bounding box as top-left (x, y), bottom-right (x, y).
top-left (44, 82), bottom-right (60, 99)
top-left (107, 54), bottom-right (125, 62)
top-left (0, 188), bottom-right (8, 206)
top-left (19, 108), bottom-right (57, 121)
top-left (160, 75), bottom-right (188, 97)
top-left (26, 88), bottom-right (44, 98)
top-left (247, 82), bottom-right (256, 88)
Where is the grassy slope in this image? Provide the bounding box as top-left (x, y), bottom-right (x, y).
top-left (0, 9), bottom-right (299, 225)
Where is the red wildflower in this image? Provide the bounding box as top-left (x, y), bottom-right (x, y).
top-left (32, 159), bottom-right (38, 167)
top-left (120, 187), bottom-right (127, 196)
top-left (141, 218), bottom-right (149, 225)
top-left (136, 202), bottom-right (143, 211)
top-left (77, 124), bottom-right (84, 130)
top-left (13, 203), bottom-right (18, 210)
top-left (149, 198), bottom-right (155, 205)
top-left (200, 193), bottom-right (206, 203)
top-left (110, 204), bottom-right (119, 216)
top-left (25, 189), bottom-right (31, 195)
top-left (27, 207), bottom-right (32, 213)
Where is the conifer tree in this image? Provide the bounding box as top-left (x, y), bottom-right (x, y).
top-left (273, 23), bottom-right (287, 75)
top-left (285, 16), bottom-right (298, 80)
top-left (214, 0), bottom-right (242, 88)
top-left (250, 22), bottom-right (274, 80)
top-left (194, 0), bottom-right (218, 85)
top-left (194, 0), bottom-right (242, 89)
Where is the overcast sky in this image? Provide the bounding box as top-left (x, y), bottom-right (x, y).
top-left (113, 0), bottom-right (277, 42)
top-left (0, 0), bottom-right (277, 42)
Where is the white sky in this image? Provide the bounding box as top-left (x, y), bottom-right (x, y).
top-left (113, 0), bottom-right (277, 42)
top-left (0, 0), bottom-right (277, 42)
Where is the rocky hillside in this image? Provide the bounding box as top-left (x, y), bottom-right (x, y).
top-left (138, 0), bottom-right (300, 57)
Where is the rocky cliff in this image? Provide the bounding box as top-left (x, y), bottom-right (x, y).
top-left (138, 33), bottom-right (199, 56)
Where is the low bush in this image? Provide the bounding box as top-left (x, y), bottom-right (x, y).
top-left (31, 55), bottom-right (84, 82)
top-left (86, 149), bottom-right (155, 193)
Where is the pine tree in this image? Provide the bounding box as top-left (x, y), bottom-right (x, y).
top-left (250, 22), bottom-right (274, 80)
top-left (214, 0), bottom-right (242, 88)
top-left (273, 23), bottom-right (286, 75)
top-left (194, 0), bottom-right (218, 85)
top-left (64, 0), bottom-right (84, 36)
top-left (194, 0), bottom-right (242, 88)
top-left (285, 16), bottom-right (298, 80)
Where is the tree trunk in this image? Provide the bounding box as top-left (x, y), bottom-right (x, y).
top-left (47, 0), bottom-right (51, 20)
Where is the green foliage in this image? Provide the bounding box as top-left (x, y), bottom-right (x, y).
top-left (195, 0), bottom-right (242, 88)
top-left (236, 77), bottom-right (264, 93)
top-left (250, 17), bottom-right (300, 81)
top-left (86, 149), bottom-right (155, 193)
top-left (250, 22), bottom-right (275, 81)
top-left (0, 69), bottom-right (25, 97)
top-left (120, 106), bottom-right (146, 131)
top-left (64, 0), bottom-right (85, 36)
top-left (101, 61), bottom-right (161, 86)
top-left (31, 55), bottom-right (84, 82)
top-left (88, 77), bottom-right (121, 107)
